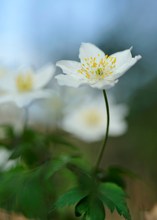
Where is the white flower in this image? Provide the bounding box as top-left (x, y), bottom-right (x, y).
top-left (29, 86), bottom-right (94, 129)
top-left (0, 64), bottom-right (55, 107)
top-left (55, 43), bottom-right (142, 89)
top-left (61, 95), bottom-right (128, 142)
top-left (29, 91), bottom-right (63, 128)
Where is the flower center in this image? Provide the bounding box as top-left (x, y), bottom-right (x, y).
top-left (82, 109), bottom-right (102, 127)
top-left (78, 54), bottom-right (116, 80)
top-left (16, 73), bottom-right (33, 92)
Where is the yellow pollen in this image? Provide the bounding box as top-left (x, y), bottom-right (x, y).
top-left (78, 54), bottom-right (116, 80)
top-left (92, 62), bottom-right (97, 68)
top-left (83, 109), bottom-right (102, 127)
top-left (16, 73), bottom-right (33, 92)
top-left (86, 73), bottom-right (90, 79)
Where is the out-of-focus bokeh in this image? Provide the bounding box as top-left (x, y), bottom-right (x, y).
top-left (0, 0), bottom-right (157, 219)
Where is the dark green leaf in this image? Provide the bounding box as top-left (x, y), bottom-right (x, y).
top-left (66, 163), bottom-right (94, 191)
top-left (0, 166), bottom-right (55, 219)
top-left (99, 182), bottom-right (131, 220)
top-left (45, 155), bottom-right (76, 179)
top-left (97, 166), bottom-right (137, 189)
top-left (53, 187), bottom-right (88, 209)
top-left (75, 196), bottom-right (89, 217)
top-left (75, 196), bottom-right (105, 220)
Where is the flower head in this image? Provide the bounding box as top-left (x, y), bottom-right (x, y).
top-left (29, 91), bottom-right (63, 128)
top-left (0, 64), bottom-right (55, 107)
top-left (55, 43), bottom-right (141, 89)
top-left (61, 95), bottom-right (128, 142)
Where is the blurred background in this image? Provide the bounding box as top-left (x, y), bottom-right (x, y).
top-left (0, 0), bottom-right (157, 219)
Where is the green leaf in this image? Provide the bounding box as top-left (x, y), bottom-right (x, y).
top-left (75, 196), bottom-right (89, 217)
top-left (53, 187), bottom-right (88, 209)
top-left (66, 163), bottom-right (94, 191)
top-left (97, 166), bottom-right (137, 189)
top-left (0, 125), bottom-right (16, 149)
top-left (0, 166), bottom-right (54, 219)
top-left (75, 196), bottom-right (105, 220)
top-left (45, 155), bottom-right (76, 179)
top-left (99, 182), bottom-right (131, 220)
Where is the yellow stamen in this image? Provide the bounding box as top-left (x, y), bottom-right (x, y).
top-left (78, 54), bottom-right (116, 80)
top-left (83, 109), bottom-right (101, 127)
top-left (16, 73), bottom-right (33, 92)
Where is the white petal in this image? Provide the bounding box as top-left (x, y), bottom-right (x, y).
top-left (111, 48), bottom-right (142, 69)
top-left (109, 120), bottom-right (128, 136)
top-left (111, 48), bottom-right (133, 68)
top-left (0, 90), bottom-right (52, 108)
top-left (90, 79), bottom-right (118, 90)
top-left (55, 74), bottom-right (86, 88)
top-left (109, 104), bottom-right (128, 136)
top-left (79, 43), bottom-right (105, 62)
top-left (0, 94), bottom-right (14, 104)
top-left (56, 60), bottom-right (82, 76)
top-left (34, 64), bottom-right (55, 89)
top-left (15, 90), bottom-right (52, 108)
top-left (113, 55), bottom-right (142, 79)
top-left (0, 74), bottom-right (17, 92)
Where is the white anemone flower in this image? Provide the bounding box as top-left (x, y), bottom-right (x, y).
top-left (29, 91), bottom-right (63, 128)
top-left (55, 43), bottom-right (141, 89)
top-left (29, 86), bottom-right (95, 129)
top-left (61, 96), bottom-right (128, 142)
top-left (0, 64), bottom-right (55, 108)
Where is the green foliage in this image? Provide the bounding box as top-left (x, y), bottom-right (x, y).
top-left (0, 125), bottom-right (15, 149)
top-left (54, 164), bottom-right (131, 220)
top-left (75, 196), bottom-right (105, 220)
top-left (54, 187), bottom-right (88, 209)
top-left (66, 163), bottom-right (93, 191)
top-left (0, 126), bottom-right (132, 220)
top-left (0, 166), bottom-right (54, 219)
top-left (45, 155), bottom-right (81, 179)
top-left (99, 183), bottom-right (131, 220)
top-left (97, 166), bottom-right (137, 189)
top-left (0, 126), bottom-right (78, 167)
top-left (0, 126), bottom-right (81, 219)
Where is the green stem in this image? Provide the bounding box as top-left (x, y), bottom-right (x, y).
top-left (23, 107), bottom-right (29, 130)
top-left (95, 90), bottom-right (110, 169)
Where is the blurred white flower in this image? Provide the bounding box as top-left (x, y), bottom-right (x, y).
top-left (56, 43), bottom-right (141, 90)
top-left (0, 148), bottom-right (17, 171)
top-left (61, 95), bottom-right (128, 142)
top-left (0, 64), bottom-right (55, 107)
top-left (29, 91), bottom-right (63, 129)
top-left (28, 85), bottom-right (93, 129)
